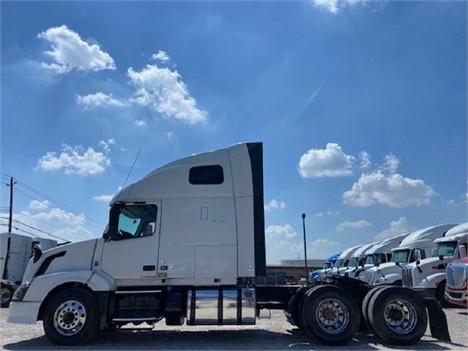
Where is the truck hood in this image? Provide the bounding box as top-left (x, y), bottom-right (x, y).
top-left (405, 256), bottom-right (452, 273)
top-left (23, 239), bottom-right (99, 282)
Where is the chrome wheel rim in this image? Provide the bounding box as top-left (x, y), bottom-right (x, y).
top-left (53, 300), bottom-right (86, 336)
top-left (383, 298), bottom-right (417, 334)
top-left (316, 298), bottom-right (349, 334)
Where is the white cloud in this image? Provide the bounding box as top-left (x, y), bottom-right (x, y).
top-left (336, 219), bottom-right (372, 231)
top-left (128, 64), bottom-right (207, 124)
top-left (374, 217), bottom-right (413, 241)
top-left (151, 50), bottom-right (170, 63)
top-left (313, 210), bottom-right (340, 217)
top-left (0, 207), bottom-right (97, 243)
top-left (310, 238), bottom-right (338, 250)
top-left (298, 143), bottom-right (355, 178)
top-left (264, 199), bottom-right (286, 211)
top-left (29, 200), bottom-right (51, 210)
top-left (312, 0), bottom-right (366, 14)
top-left (93, 194), bottom-right (114, 203)
top-left (135, 119), bottom-right (147, 127)
top-left (76, 92), bottom-right (126, 108)
top-left (266, 224), bottom-right (297, 239)
top-left (265, 224), bottom-right (302, 263)
top-left (37, 25), bottom-right (115, 73)
top-left (359, 151), bottom-right (372, 169)
top-left (36, 143), bottom-right (112, 175)
top-left (343, 171), bottom-right (435, 208)
top-left (382, 153), bottom-right (400, 174)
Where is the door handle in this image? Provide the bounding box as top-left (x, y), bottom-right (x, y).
top-left (143, 265), bottom-right (156, 271)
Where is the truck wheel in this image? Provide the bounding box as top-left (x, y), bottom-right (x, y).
top-left (368, 286), bottom-right (427, 345)
top-left (286, 286), bottom-right (308, 329)
top-left (43, 288), bottom-right (99, 345)
top-left (1, 284), bottom-right (14, 308)
top-left (301, 285), bottom-right (360, 345)
top-left (361, 286), bottom-right (383, 334)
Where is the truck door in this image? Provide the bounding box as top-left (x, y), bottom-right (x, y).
top-left (100, 202), bottom-right (161, 282)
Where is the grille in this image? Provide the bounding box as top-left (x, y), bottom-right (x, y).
top-left (446, 264), bottom-right (467, 289)
top-left (402, 267), bottom-right (413, 288)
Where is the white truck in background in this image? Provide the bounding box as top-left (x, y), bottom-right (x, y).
top-left (361, 224), bottom-right (457, 288)
top-left (1, 232), bottom-right (57, 307)
top-left (402, 222), bottom-right (468, 306)
top-left (363, 233), bottom-right (409, 270)
top-left (312, 244), bottom-right (363, 283)
top-left (7, 143), bottom-right (451, 346)
top-left (342, 242), bottom-right (377, 278)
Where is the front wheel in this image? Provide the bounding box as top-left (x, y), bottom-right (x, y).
top-left (301, 285), bottom-right (360, 345)
top-left (43, 288), bottom-right (99, 345)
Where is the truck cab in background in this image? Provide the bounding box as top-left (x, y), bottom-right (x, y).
top-left (1, 233), bottom-right (58, 307)
top-left (445, 256), bottom-right (468, 307)
top-left (402, 222), bottom-right (468, 306)
top-left (342, 242), bottom-right (376, 279)
top-left (361, 224), bottom-right (457, 287)
top-left (309, 252), bottom-right (340, 284)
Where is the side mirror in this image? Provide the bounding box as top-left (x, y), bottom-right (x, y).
top-left (459, 245), bottom-right (467, 258)
top-left (32, 244), bottom-right (42, 263)
top-left (414, 249), bottom-right (421, 264)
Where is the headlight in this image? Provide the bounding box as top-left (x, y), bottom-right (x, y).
top-left (12, 281), bottom-right (31, 301)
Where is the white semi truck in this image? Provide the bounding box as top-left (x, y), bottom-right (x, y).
top-left (7, 143), bottom-right (451, 346)
top-left (363, 233), bottom-right (409, 270)
top-left (1, 232), bottom-right (57, 307)
top-left (402, 222), bottom-right (468, 306)
top-left (311, 245), bottom-right (363, 283)
top-left (361, 224), bottom-right (457, 287)
top-left (342, 242), bottom-right (377, 278)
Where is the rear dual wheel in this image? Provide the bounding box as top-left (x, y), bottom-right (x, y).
top-left (301, 285), bottom-right (360, 345)
top-left (368, 286), bottom-right (427, 345)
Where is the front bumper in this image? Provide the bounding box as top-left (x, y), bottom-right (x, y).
top-left (445, 289), bottom-right (468, 307)
top-left (7, 301), bottom-right (41, 324)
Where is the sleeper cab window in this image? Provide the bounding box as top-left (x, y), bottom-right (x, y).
top-left (189, 165), bottom-right (224, 185)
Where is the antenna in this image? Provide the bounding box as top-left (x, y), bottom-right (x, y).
top-left (122, 148), bottom-right (142, 188)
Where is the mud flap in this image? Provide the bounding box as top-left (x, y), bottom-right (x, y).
top-left (424, 299), bottom-right (451, 342)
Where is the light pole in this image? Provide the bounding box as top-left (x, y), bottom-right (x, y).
top-left (302, 213), bottom-right (308, 284)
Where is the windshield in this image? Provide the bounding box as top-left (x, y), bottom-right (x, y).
top-left (335, 259), bottom-right (344, 268)
top-left (323, 262), bottom-right (332, 269)
top-left (391, 249), bottom-right (410, 263)
top-left (365, 254), bottom-right (374, 265)
top-left (348, 257), bottom-right (358, 267)
top-left (434, 241), bottom-right (457, 258)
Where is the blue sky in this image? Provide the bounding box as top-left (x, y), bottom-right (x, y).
top-left (1, 0), bottom-right (466, 263)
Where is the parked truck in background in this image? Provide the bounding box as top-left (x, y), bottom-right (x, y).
top-left (309, 252), bottom-right (340, 283)
top-left (1, 232), bottom-right (57, 307)
top-left (7, 143), bottom-right (451, 346)
top-left (362, 233), bottom-right (409, 271)
top-left (445, 256), bottom-right (468, 307)
top-left (342, 242), bottom-right (377, 278)
top-left (361, 224), bottom-right (457, 287)
top-left (402, 222), bottom-right (468, 306)
top-left (313, 245), bottom-right (363, 283)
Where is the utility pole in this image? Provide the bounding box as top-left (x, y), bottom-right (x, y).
top-left (302, 213), bottom-right (308, 284)
top-left (8, 177), bottom-right (14, 232)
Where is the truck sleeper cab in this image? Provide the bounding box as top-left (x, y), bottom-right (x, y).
top-left (8, 143), bottom-right (451, 347)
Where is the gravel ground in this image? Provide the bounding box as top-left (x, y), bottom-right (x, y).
top-left (1, 307), bottom-right (467, 350)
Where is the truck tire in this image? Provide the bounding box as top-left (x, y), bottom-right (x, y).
top-left (285, 286), bottom-right (308, 329)
top-left (1, 284), bottom-right (15, 308)
top-left (43, 288), bottom-right (99, 345)
top-left (361, 286), bottom-right (383, 334)
top-left (368, 286), bottom-right (427, 345)
top-left (301, 285), bottom-right (360, 345)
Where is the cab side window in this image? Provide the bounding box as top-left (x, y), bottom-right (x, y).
top-left (114, 204), bottom-right (157, 240)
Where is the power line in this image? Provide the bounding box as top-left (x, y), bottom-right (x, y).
top-left (12, 219), bottom-right (67, 242)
